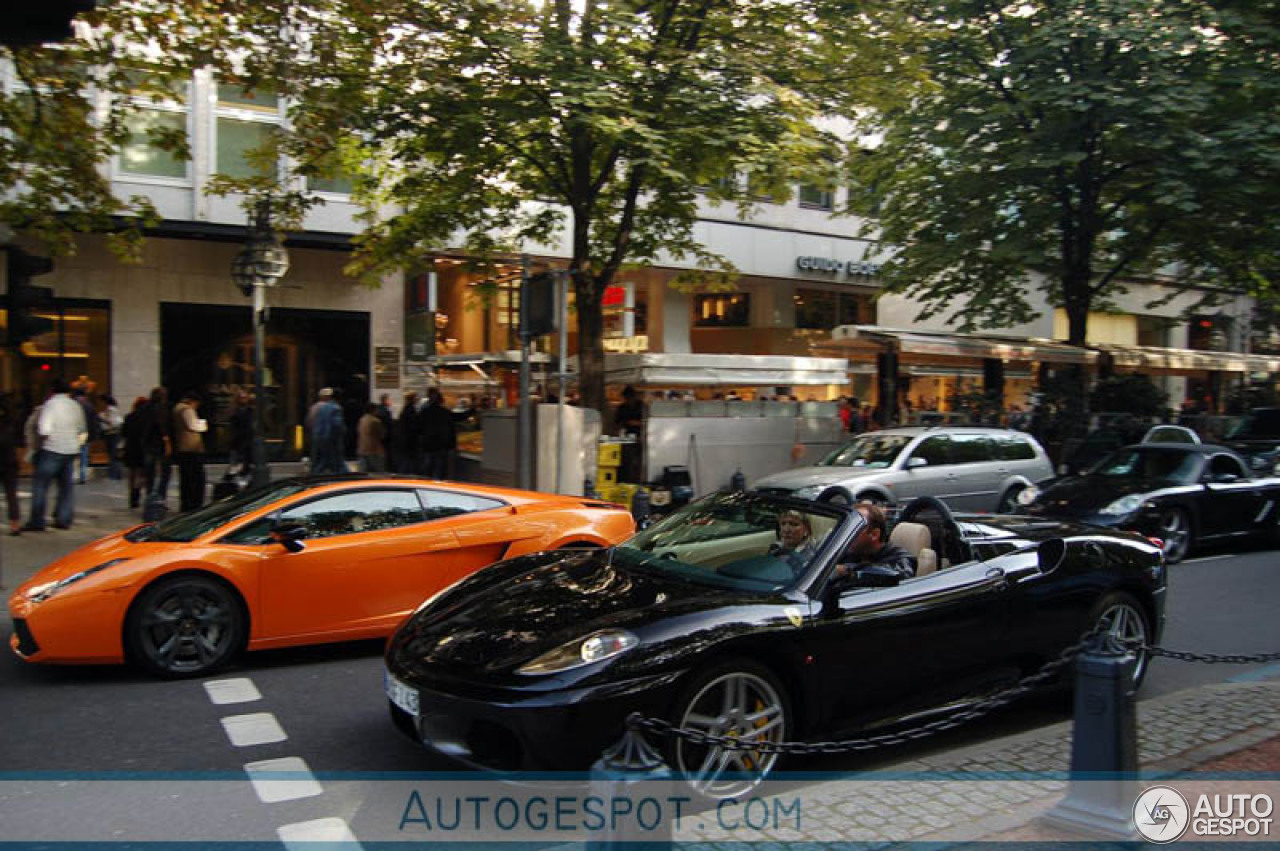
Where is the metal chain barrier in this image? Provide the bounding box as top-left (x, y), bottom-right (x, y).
top-left (1124, 640), bottom-right (1280, 665)
top-left (628, 626), bottom-right (1105, 756)
top-left (629, 632), bottom-right (1280, 757)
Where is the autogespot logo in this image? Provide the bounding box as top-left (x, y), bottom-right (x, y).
top-left (1134, 786), bottom-right (1191, 843)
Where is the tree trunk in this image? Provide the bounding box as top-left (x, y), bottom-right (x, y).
top-left (575, 269), bottom-right (606, 419)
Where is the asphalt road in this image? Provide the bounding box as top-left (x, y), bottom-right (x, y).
top-left (3, 543), bottom-right (1278, 776)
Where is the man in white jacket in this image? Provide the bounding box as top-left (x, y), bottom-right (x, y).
top-left (24, 378), bottom-right (87, 531)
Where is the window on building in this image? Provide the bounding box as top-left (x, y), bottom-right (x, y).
top-left (694, 293), bottom-right (750, 327)
top-left (1188, 315), bottom-right (1230, 351)
top-left (796, 289), bottom-right (875, 330)
top-left (798, 184), bottom-right (834, 211)
top-left (214, 84), bottom-right (281, 180)
top-left (119, 109), bottom-right (188, 179)
top-left (306, 148), bottom-right (354, 195)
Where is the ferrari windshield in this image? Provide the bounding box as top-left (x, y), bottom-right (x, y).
top-left (1090, 447), bottom-right (1202, 484)
top-left (126, 480), bottom-right (309, 542)
top-left (818, 434), bottom-right (912, 468)
top-left (614, 491), bottom-right (847, 592)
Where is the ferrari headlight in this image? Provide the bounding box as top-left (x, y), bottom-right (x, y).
top-left (1100, 494), bottom-right (1146, 516)
top-left (516, 629), bottom-right (638, 675)
top-left (27, 559), bottom-right (129, 603)
top-left (1015, 486), bottom-right (1039, 506)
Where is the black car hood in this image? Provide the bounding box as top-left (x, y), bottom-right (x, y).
top-left (1031, 474), bottom-right (1185, 514)
top-left (390, 549), bottom-right (747, 678)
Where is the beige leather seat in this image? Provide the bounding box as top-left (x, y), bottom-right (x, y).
top-left (888, 521), bottom-right (937, 577)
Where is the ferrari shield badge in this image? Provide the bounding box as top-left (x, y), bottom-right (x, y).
top-left (785, 607), bottom-right (804, 627)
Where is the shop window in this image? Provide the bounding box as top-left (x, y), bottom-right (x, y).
top-left (798, 184), bottom-right (833, 211)
top-left (694, 293), bottom-right (750, 328)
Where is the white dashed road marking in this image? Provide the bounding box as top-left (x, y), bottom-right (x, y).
top-left (244, 756), bottom-right (324, 803)
top-left (203, 678), bottom-right (263, 705)
top-left (278, 817), bottom-right (363, 848)
top-left (220, 712), bottom-right (288, 747)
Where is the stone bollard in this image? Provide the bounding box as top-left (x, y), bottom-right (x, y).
top-left (1041, 641), bottom-right (1140, 839)
top-left (586, 716), bottom-right (676, 851)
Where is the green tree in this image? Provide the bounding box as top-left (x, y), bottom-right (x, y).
top-left (848, 0), bottom-right (1280, 348)
top-left (186, 0), bottom-right (846, 413)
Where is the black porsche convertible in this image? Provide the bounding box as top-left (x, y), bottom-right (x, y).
top-left (385, 490), bottom-right (1165, 798)
top-left (1020, 442), bottom-right (1280, 564)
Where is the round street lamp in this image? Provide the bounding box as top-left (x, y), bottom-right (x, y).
top-left (231, 200), bottom-right (290, 488)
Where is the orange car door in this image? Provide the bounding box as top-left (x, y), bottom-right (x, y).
top-left (256, 488), bottom-right (462, 641)
top-left (413, 487), bottom-right (532, 587)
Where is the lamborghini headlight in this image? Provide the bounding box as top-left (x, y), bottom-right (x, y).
top-left (27, 559), bottom-right (129, 603)
top-left (516, 629), bottom-right (638, 675)
top-left (1100, 494), bottom-right (1146, 516)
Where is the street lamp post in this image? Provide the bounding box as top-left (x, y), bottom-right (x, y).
top-left (231, 200), bottom-right (290, 489)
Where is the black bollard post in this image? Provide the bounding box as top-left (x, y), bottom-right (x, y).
top-left (584, 476), bottom-right (598, 499)
top-left (631, 487), bottom-right (650, 527)
top-left (586, 716), bottom-right (676, 851)
top-left (730, 469), bottom-right (746, 491)
top-left (1041, 641), bottom-right (1140, 839)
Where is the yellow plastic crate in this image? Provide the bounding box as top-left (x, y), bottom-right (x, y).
top-left (597, 442), bottom-right (623, 467)
top-left (598, 467), bottom-right (619, 486)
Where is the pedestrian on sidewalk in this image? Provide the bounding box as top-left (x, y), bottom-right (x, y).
top-left (418, 388), bottom-right (455, 479)
top-left (357, 402), bottom-right (387, 473)
top-left (172, 390), bottom-right (208, 512)
top-left (122, 396), bottom-right (149, 509)
top-left (142, 386), bottom-right (173, 506)
top-left (308, 388), bottom-right (347, 475)
top-left (71, 386), bottom-right (99, 485)
top-left (98, 395), bottom-right (124, 480)
top-left (24, 378), bottom-right (87, 531)
top-left (395, 392), bottom-right (420, 474)
top-left (376, 393), bottom-right (395, 471)
top-left (0, 391), bottom-right (22, 536)
top-left (227, 390), bottom-right (255, 483)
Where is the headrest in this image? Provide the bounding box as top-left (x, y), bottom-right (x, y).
top-left (889, 521), bottom-right (931, 557)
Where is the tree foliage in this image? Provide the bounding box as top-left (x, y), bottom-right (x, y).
top-left (847, 0), bottom-right (1280, 347)
top-left (168, 0), bottom-right (851, 413)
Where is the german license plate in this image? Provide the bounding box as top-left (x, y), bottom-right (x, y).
top-left (384, 670), bottom-right (419, 717)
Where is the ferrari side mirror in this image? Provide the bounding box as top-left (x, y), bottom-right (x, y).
top-left (270, 522), bottom-right (308, 553)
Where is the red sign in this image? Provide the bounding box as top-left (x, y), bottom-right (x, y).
top-left (602, 285), bottom-right (626, 307)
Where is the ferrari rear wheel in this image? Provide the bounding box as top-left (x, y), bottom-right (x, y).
top-left (668, 661), bottom-right (789, 800)
top-left (1157, 508), bottom-right (1192, 564)
top-left (126, 575), bottom-right (245, 678)
top-left (1091, 592), bottom-right (1152, 690)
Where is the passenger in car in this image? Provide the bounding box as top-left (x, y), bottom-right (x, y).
top-left (768, 509), bottom-right (818, 574)
top-left (833, 501), bottom-right (917, 581)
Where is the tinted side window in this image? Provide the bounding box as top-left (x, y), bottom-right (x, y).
top-left (1207, 454), bottom-right (1247, 480)
top-left (997, 435), bottom-right (1037, 461)
top-left (417, 489), bottom-right (507, 520)
top-left (221, 489), bottom-right (426, 543)
top-left (910, 435), bottom-right (952, 466)
top-left (949, 434), bottom-right (993, 464)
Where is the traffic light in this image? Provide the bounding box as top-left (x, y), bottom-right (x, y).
top-left (1, 2), bottom-right (98, 47)
top-left (5, 248), bottom-right (56, 350)
top-left (521, 271), bottom-right (558, 339)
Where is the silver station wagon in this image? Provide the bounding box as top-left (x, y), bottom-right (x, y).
top-left (754, 426), bottom-right (1055, 513)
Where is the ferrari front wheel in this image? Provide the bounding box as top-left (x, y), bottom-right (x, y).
top-left (667, 660), bottom-right (789, 800)
top-left (125, 575), bottom-right (245, 678)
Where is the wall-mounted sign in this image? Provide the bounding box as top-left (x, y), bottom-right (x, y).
top-left (375, 346), bottom-right (401, 389)
top-left (796, 256), bottom-right (882, 278)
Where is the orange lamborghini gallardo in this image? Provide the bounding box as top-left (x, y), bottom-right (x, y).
top-left (8, 475), bottom-right (635, 677)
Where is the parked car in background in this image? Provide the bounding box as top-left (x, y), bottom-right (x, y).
top-left (9, 475), bottom-right (635, 677)
top-left (1223, 407), bottom-right (1280, 475)
top-left (754, 426), bottom-right (1054, 513)
top-left (385, 490), bottom-right (1165, 799)
top-left (1020, 443), bottom-right (1280, 564)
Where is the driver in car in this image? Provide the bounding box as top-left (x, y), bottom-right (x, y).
top-left (768, 509), bottom-right (819, 574)
top-left (833, 501), bottom-right (917, 582)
